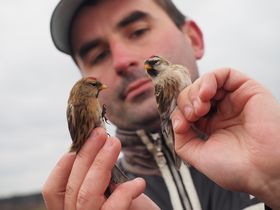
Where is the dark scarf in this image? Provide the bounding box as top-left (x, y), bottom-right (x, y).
top-left (116, 128), bottom-right (161, 176)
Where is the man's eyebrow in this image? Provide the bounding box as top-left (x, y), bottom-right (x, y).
top-left (77, 11), bottom-right (150, 58)
top-left (117, 11), bottom-right (150, 28)
top-left (78, 38), bottom-right (102, 59)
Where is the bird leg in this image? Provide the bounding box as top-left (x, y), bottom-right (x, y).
top-left (102, 104), bottom-right (110, 124)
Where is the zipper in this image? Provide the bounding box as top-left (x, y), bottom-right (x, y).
top-left (137, 130), bottom-right (193, 210)
top-left (163, 147), bottom-right (192, 210)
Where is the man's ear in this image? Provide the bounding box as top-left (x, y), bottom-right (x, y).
top-left (181, 20), bottom-right (204, 60)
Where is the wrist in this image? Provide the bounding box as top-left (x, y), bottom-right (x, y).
top-left (249, 174), bottom-right (280, 210)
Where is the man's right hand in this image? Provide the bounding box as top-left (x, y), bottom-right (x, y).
top-left (171, 68), bottom-right (280, 210)
top-left (42, 127), bottom-right (159, 210)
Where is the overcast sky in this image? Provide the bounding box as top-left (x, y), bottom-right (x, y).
top-left (0, 0), bottom-right (279, 197)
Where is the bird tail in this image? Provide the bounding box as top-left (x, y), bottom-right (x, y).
top-left (105, 164), bottom-right (128, 197)
top-left (162, 119), bottom-right (182, 170)
top-left (111, 164), bottom-right (128, 184)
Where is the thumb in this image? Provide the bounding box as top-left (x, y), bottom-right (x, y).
top-left (102, 178), bottom-right (146, 210)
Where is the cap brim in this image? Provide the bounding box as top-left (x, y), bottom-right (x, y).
top-left (50, 0), bottom-right (86, 54)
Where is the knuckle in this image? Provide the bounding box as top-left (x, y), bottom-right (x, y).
top-left (76, 151), bottom-right (93, 168)
top-left (101, 203), bottom-right (114, 210)
top-left (93, 156), bottom-right (105, 171)
top-left (65, 184), bottom-right (75, 198)
top-left (42, 181), bottom-right (57, 201)
top-left (42, 184), bottom-right (51, 200)
top-left (77, 188), bottom-right (91, 208)
top-left (77, 149), bottom-right (90, 160)
top-left (114, 185), bottom-right (132, 199)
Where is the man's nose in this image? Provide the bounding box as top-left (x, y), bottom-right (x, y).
top-left (110, 42), bottom-right (138, 76)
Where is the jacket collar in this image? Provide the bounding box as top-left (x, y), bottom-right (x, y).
top-left (116, 128), bottom-right (161, 176)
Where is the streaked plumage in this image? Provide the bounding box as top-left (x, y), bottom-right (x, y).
top-left (67, 77), bottom-right (106, 152)
top-left (144, 55), bottom-right (192, 170)
top-left (67, 77), bottom-right (127, 196)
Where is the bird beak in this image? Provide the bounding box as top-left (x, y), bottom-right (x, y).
top-left (100, 84), bottom-right (107, 90)
top-left (96, 84), bottom-right (107, 97)
top-left (144, 63), bottom-right (159, 77)
top-left (144, 63), bottom-right (152, 71)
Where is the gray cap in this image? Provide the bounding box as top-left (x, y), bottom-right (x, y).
top-left (50, 0), bottom-right (87, 54)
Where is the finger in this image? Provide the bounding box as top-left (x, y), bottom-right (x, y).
top-left (130, 194), bottom-right (160, 210)
top-left (177, 72), bottom-right (217, 122)
top-left (76, 136), bottom-right (122, 210)
top-left (197, 71), bottom-right (218, 102)
top-left (42, 152), bottom-right (76, 210)
top-left (171, 108), bottom-right (205, 167)
top-left (214, 68), bottom-right (250, 91)
top-left (199, 68), bottom-right (248, 99)
top-left (178, 68), bottom-right (251, 122)
top-left (217, 73), bottom-right (258, 118)
top-left (64, 127), bottom-right (107, 210)
top-left (102, 178), bottom-right (147, 210)
top-left (204, 69), bottom-right (260, 121)
top-left (171, 107), bottom-right (191, 134)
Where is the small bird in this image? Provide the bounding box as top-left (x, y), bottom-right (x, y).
top-left (144, 55), bottom-right (192, 170)
top-left (67, 77), bottom-right (127, 196)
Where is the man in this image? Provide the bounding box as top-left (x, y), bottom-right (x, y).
top-left (43, 0), bottom-right (280, 209)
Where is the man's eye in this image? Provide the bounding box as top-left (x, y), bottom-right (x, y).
top-left (130, 28), bottom-right (149, 39)
top-left (91, 50), bottom-right (110, 65)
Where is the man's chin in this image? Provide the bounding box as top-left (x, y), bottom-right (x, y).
top-left (130, 93), bottom-right (153, 104)
top-left (116, 111), bottom-right (160, 131)
top-left (126, 97), bottom-right (160, 128)
top-left (112, 96), bottom-right (160, 130)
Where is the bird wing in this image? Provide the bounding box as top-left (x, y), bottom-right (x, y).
top-left (155, 83), bottom-right (182, 170)
top-left (67, 102), bottom-right (94, 152)
top-left (172, 64), bottom-right (192, 91)
top-left (66, 103), bottom-right (76, 142)
top-left (162, 119), bottom-right (182, 170)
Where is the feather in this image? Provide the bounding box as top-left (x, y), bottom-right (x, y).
top-left (67, 77), bottom-right (127, 196)
top-left (145, 55), bottom-right (192, 170)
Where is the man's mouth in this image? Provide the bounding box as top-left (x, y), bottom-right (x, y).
top-left (124, 78), bottom-right (153, 102)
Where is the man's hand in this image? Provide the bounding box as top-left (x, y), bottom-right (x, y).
top-left (42, 127), bottom-right (159, 210)
top-left (171, 68), bottom-right (280, 209)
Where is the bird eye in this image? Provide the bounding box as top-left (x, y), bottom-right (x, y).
top-left (90, 83), bottom-right (97, 87)
top-left (149, 59), bottom-right (160, 66)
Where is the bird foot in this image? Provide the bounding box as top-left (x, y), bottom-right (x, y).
top-left (102, 104), bottom-right (110, 124)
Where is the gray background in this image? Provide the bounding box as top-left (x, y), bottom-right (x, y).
top-left (0, 0), bottom-right (279, 196)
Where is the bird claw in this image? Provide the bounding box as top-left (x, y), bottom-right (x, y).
top-left (102, 104), bottom-right (110, 124)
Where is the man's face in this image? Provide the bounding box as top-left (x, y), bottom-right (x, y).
top-left (71, 0), bottom-right (202, 131)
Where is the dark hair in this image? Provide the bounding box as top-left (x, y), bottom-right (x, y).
top-left (154, 0), bottom-right (186, 28)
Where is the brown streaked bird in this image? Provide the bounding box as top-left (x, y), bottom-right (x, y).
top-left (67, 77), bottom-right (127, 196)
top-left (144, 55), bottom-right (192, 170)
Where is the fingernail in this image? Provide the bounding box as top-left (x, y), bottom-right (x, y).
top-left (91, 128), bottom-right (99, 138)
top-left (172, 118), bottom-right (180, 130)
top-left (134, 177), bottom-right (145, 184)
top-left (184, 106), bottom-right (193, 118)
top-left (193, 98), bottom-right (199, 110)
